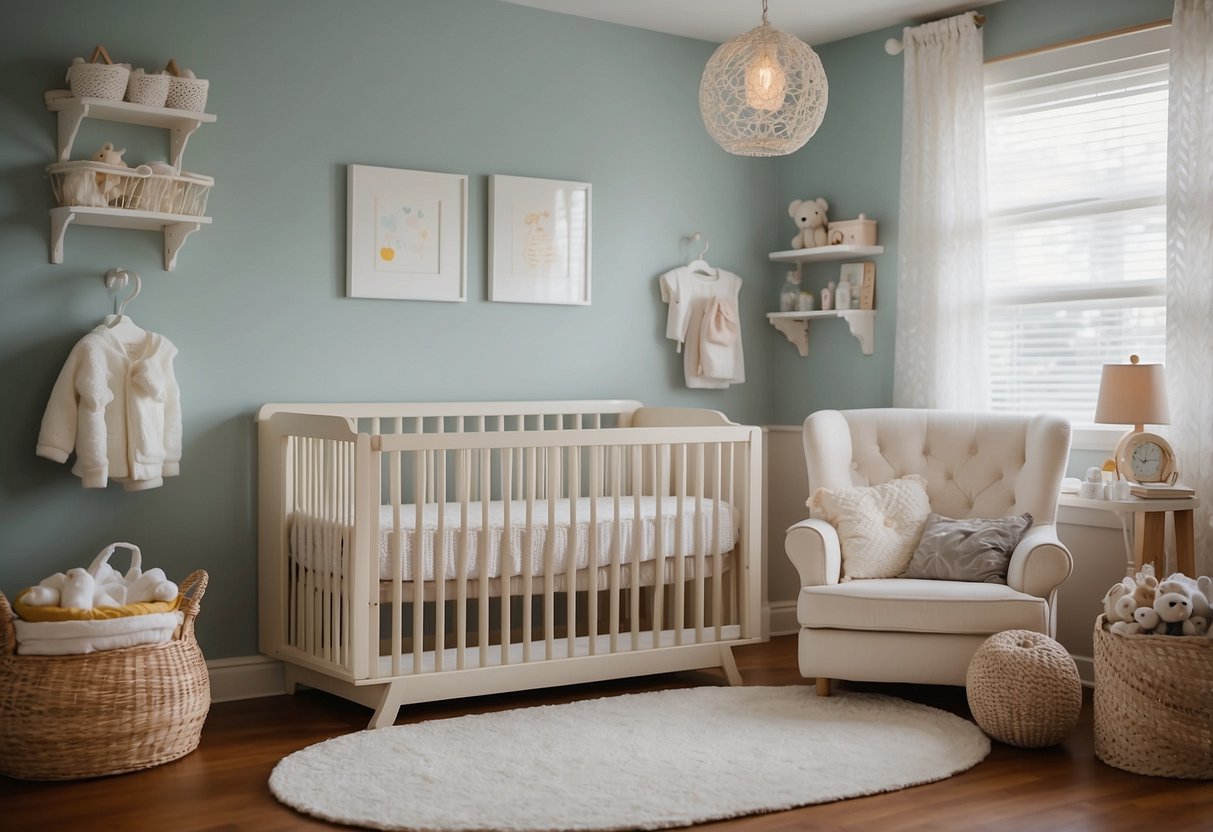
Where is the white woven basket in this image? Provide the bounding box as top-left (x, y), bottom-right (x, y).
top-left (126, 71), bottom-right (170, 108)
top-left (66, 46), bottom-right (129, 100)
top-left (47, 161), bottom-right (213, 216)
top-left (163, 59), bottom-right (209, 112)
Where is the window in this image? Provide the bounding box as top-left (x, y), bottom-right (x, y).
top-left (983, 26), bottom-right (1169, 428)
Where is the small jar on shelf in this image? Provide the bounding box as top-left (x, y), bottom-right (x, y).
top-left (779, 271), bottom-right (801, 312)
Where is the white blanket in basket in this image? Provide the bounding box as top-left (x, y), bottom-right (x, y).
top-left (13, 611), bottom-right (183, 656)
top-left (291, 496), bottom-right (738, 582)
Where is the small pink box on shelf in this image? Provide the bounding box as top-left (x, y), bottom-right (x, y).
top-left (827, 214), bottom-right (878, 246)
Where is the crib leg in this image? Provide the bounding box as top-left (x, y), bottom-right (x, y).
top-left (719, 644), bottom-right (743, 686)
top-left (368, 681), bottom-right (408, 729)
top-left (283, 665), bottom-right (301, 695)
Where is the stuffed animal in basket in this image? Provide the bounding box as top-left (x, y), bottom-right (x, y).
top-left (92, 142), bottom-right (130, 206)
top-left (1153, 585), bottom-right (1194, 636)
top-left (1160, 572), bottom-right (1213, 621)
top-left (1102, 577), bottom-right (1137, 630)
top-left (788, 198), bottom-right (830, 249)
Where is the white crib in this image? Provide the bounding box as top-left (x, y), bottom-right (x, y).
top-left (257, 400), bottom-right (763, 728)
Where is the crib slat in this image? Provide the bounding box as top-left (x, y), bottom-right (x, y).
top-left (523, 446), bottom-right (536, 663)
top-left (501, 448), bottom-right (513, 666)
top-left (323, 441), bottom-right (334, 663)
top-left (414, 450), bottom-right (425, 673)
top-left (307, 438), bottom-right (318, 659)
top-left (389, 449), bottom-right (403, 677)
top-left (674, 444), bottom-right (685, 646)
top-left (712, 442), bottom-right (722, 643)
top-left (587, 445), bottom-right (600, 656)
top-left (456, 449), bottom-right (469, 671)
top-left (544, 447), bottom-right (557, 661)
top-left (694, 442), bottom-right (705, 643)
top-left (630, 444), bottom-right (641, 650)
top-left (652, 443), bottom-right (665, 644)
top-left (434, 448), bottom-right (446, 672)
top-left (566, 444), bottom-right (578, 657)
top-left (609, 445), bottom-right (621, 654)
top-left (479, 448), bottom-right (491, 669)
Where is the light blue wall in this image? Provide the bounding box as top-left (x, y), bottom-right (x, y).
top-left (0, 0), bottom-right (1174, 661)
top-left (0, 0), bottom-right (777, 658)
top-left (770, 0), bottom-right (1175, 425)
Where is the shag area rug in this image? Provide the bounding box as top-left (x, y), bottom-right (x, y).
top-left (270, 686), bottom-right (990, 831)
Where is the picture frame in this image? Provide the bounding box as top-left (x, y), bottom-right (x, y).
top-left (488, 174), bottom-right (591, 305)
top-left (347, 164), bottom-right (467, 302)
top-left (840, 261), bottom-right (876, 310)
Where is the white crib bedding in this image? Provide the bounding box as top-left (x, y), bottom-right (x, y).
top-left (290, 496), bottom-right (738, 582)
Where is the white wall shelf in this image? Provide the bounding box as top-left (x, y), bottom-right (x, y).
top-left (767, 310), bottom-right (875, 357)
top-left (768, 244), bottom-right (883, 265)
top-left (44, 90), bottom-right (216, 270)
top-left (50, 206), bottom-right (210, 272)
top-left (45, 91), bottom-right (217, 170)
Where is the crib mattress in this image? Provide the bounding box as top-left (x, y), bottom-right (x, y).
top-left (290, 496), bottom-right (738, 582)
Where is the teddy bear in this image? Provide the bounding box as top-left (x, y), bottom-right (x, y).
top-left (788, 198), bottom-right (829, 249)
top-left (1153, 584), bottom-right (1194, 636)
top-left (1160, 572), bottom-right (1212, 621)
top-left (1102, 577), bottom-right (1137, 626)
top-left (92, 142), bottom-right (131, 206)
top-left (1131, 564), bottom-right (1158, 610)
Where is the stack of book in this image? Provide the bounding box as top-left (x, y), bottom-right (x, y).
top-left (1129, 482), bottom-right (1196, 499)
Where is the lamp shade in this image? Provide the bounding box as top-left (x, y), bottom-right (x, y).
top-left (698, 9), bottom-right (827, 157)
top-left (1094, 355), bottom-right (1170, 429)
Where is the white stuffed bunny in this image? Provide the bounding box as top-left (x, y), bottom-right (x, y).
top-left (58, 568), bottom-right (96, 609)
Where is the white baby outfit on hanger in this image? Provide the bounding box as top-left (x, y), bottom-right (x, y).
top-left (659, 266), bottom-right (745, 388)
top-left (37, 324), bottom-right (182, 490)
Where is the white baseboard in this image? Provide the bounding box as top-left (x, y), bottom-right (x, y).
top-left (769, 600), bottom-right (799, 636)
top-left (207, 655), bottom-right (286, 702)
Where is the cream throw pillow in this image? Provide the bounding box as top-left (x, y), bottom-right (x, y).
top-left (809, 475), bottom-right (932, 580)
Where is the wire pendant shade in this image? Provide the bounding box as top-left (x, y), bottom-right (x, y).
top-left (699, 8), bottom-right (828, 157)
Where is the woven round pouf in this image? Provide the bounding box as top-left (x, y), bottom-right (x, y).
top-left (966, 629), bottom-right (1082, 748)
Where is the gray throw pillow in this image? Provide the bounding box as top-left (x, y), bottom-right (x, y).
top-left (899, 512), bottom-right (1034, 584)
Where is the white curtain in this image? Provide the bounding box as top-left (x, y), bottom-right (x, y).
top-left (1166, 0), bottom-right (1213, 576)
top-left (893, 13), bottom-right (989, 410)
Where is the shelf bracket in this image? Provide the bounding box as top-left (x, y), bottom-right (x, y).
top-left (840, 312), bottom-right (875, 355)
top-left (56, 105), bottom-right (88, 162)
top-left (164, 221), bottom-right (202, 271)
top-left (768, 316), bottom-right (809, 357)
top-left (169, 121), bottom-right (203, 171)
top-left (49, 207), bottom-right (77, 264)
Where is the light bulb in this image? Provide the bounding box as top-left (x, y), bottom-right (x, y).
top-left (745, 49), bottom-right (786, 111)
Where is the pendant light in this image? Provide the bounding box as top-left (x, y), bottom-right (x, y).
top-left (699, 0), bottom-right (828, 157)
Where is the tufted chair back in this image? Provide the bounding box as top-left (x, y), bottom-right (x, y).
top-left (803, 409), bottom-right (1071, 524)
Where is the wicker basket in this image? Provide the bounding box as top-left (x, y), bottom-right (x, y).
top-left (0, 571), bottom-right (210, 781)
top-left (1093, 614), bottom-right (1213, 779)
top-left (66, 45), bottom-right (129, 101)
top-left (966, 629), bottom-right (1083, 748)
top-left (47, 160), bottom-right (213, 216)
top-left (163, 59), bottom-right (209, 112)
top-left (125, 70), bottom-right (170, 108)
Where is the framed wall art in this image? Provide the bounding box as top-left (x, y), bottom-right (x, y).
top-left (347, 164), bottom-right (467, 302)
top-left (488, 174), bottom-right (591, 305)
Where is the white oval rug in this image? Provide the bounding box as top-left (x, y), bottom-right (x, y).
top-left (270, 686), bottom-right (990, 831)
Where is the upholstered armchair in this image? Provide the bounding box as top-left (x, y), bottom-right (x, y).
top-left (786, 408), bottom-right (1073, 695)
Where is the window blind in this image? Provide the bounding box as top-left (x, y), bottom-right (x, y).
top-left (983, 27), bottom-right (1168, 426)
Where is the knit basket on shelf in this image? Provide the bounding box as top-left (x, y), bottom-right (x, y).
top-left (125, 70), bottom-right (170, 108)
top-left (163, 58), bottom-right (209, 112)
top-left (47, 160), bottom-right (213, 216)
top-left (1093, 614), bottom-right (1213, 779)
top-left (0, 571), bottom-right (210, 781)
top-left (66, 45), bottom-right (129, 101)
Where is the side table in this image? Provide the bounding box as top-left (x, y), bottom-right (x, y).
top-left (1058, 493), bottom-right (1198, 577)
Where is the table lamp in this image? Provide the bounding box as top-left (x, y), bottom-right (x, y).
top-left (1094, 354), bottom-right (1176, 484)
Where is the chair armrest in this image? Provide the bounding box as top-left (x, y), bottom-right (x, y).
top-left (1006, 523), bottom-right (1073, 598)
top-left (784, 518), bottom-right (841, 588)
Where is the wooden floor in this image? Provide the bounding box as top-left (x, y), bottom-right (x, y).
top-left (2, 635), bottom-right (1210, 831)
